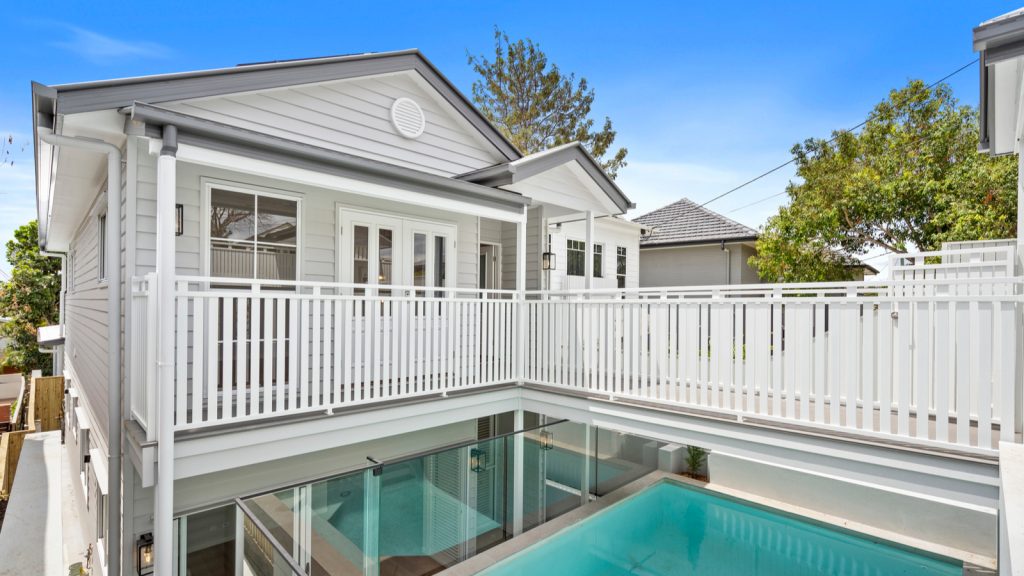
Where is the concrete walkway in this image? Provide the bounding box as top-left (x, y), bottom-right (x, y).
top-left (0, 431), bottom-right (66, 576)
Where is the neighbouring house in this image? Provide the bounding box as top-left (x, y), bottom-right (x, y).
top-left (633, 197), bottom-right (878, 285)
top-left (632, 198), bottom-right (760, 286)
top-left (15, 25), bottom-right (1022, 576)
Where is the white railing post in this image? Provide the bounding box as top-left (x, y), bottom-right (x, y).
top-left (516, 208), bottom-right (527, 383)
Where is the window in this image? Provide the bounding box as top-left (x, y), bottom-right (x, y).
top-left (617, 247), bottom-right (627, 289)
top-left (209, 188), bottom-right (298, 281)
top-left (593, 244), bottom-right (603, 278)
top-left (567, 239), bottom-right (585, 276)
top-left (97, 214), bottom-right (106, 281)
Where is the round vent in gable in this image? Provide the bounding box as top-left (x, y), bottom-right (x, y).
top-left (390, 97), bottom-right (426, 139)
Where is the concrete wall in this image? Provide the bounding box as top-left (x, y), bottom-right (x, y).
top-left (707, 451), bottom-right (997, 564)
top-left (639, 241), bottom-right (761, 287)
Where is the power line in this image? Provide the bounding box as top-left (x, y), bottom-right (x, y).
top-left (700, 58), bottom-right (980, 210)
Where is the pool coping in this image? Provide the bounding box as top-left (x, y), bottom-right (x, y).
top-left (438, 470), bottom-right (994, 576)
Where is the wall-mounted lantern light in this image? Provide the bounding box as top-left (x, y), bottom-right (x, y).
top-left (539, 430), bottom-right (555, 451)
top-left (542, 252), bottom-right (555, 271)
top-left (175, 204), bottom-right (184, 237)
top-left (137, 532), bottom-right (154, 576)
top-left (470, 448), bottom-right (487, 473)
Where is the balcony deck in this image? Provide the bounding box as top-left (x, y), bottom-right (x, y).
top-left (129, 245), bottom-right (1024, 459)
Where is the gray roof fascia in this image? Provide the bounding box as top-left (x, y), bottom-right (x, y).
top-left (45, 50), bottom-right (521, 161)
top-left (128, 102), bottom-right (530, 213)
top-left (458, 144), bottom-right (634, 212)
top-left (639, 235), bottom-right (759, 249)
top-left (974, 11), bottom-right (1024, 51)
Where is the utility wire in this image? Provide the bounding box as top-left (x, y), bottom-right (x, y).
top-left (700, 58), bottom-right (980, 209)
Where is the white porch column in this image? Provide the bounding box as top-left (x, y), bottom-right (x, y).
top-left (155, 126), bottom-right (178, 576)
top-left (584, 211), bottom-right (594, 290)
top-left (516, 207), bottom-right (527, 382)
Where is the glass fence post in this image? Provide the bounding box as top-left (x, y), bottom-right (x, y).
top-left (512, 410), bottom-right (525, 535)
top-left (363, 467), bottom-right (381, 576)
top-left (581, 422), bottom-right (592, 506)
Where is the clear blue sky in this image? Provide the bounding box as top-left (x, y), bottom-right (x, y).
top-left (0, 1), bottom-right (1018, 273)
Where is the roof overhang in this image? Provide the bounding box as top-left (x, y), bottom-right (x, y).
top-left (41, 50), bottom-right (520, 161)
top-left (458, 142), bottom-right (634, 215)
top-left (974, 9), bottom-right (1024, 155)
top-left (128, 102), bottom-right (531, 216)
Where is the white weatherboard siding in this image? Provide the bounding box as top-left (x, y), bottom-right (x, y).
top-left (548, 218), bottom-right (640, 291)
top-left (162, 71), bottom-right (505, 177)
top-left (133, 154), bottom-right (480, 288)
top-left (65, 185), bottom-right (111, 453)
top-left (639, 242), bottom-right (760, 287)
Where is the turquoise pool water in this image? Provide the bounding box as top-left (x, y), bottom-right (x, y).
top-left (482, 481), bottom-right (962, 576)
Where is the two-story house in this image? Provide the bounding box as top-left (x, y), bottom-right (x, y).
top-left (30, 46), bottom-right (1021, 576)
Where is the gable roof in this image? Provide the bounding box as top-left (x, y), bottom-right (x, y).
top-left (633, 197), bottom-right (758, 247)
top-left (457, 142), bottom-right (634, 213)
top-left (32, 49), bottom-right (520, 161)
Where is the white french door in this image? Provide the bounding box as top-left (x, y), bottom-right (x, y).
top-left (339, 208), bottom-right (455, 291)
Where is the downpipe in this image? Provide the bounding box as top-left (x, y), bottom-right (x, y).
top-left (39, 131), bottom-right (123, 576)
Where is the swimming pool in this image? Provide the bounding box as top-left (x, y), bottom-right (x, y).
top-left (481, 480), bottom-right (961, 576)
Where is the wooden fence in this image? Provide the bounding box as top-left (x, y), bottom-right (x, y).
top-left (0, 375), bottom-right (64, 500)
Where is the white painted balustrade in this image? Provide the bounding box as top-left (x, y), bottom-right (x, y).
top-left (131, 274), bottom-right (1022, 453)
top-left (525, 278), bottom-right (1021, 452)
top-left (165, 277), bottom-right (518, 429)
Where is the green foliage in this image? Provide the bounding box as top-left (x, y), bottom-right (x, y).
top-left (0, 221), bottom-right (60, 375)
top-left (685, 445), bottom-right (707, 477)
top-left (751, 80), bottom-right (1017, 282)
top-left (469, 28), bottom-right (628, 178)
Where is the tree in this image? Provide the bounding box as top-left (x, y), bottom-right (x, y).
top-left (750, 80), bottom-right (1017, 282)
top-left (0, 221), bottom-right (61, 375)
top-left (468, 28), bottom-right (628, 178)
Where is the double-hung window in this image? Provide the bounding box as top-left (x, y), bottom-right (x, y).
top-left (209, 188), bottom-right (298, 282)
top-left (617, 247), bottom-right (627, 289)
top-left (567, 239), bottom-right (586, 276)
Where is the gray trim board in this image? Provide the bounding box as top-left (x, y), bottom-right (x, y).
top-left (39, 50), bottom-right (521, 161)
top-left (638, 236), bottom-right (759, 249)
top-left (129, 102), bottom-right (530, 213)
top-left (458, 143), bottom-right (634, 213)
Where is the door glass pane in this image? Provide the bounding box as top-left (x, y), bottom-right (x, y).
top-left (434, 236), bottom-right (446, 295)
top-left (379, 228), bottom-right (393, 296)
top-left (182, 505), bottom-right (237, 576)
top-left (353, 225), bottom-right (369, 296)
top-left (413, 233), bottom-right (426, 288)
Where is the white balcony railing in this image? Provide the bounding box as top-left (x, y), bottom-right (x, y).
top-left (131, 274), bottom-right (1022, 453)
top-left (165, 277), bottom-right (518, 430)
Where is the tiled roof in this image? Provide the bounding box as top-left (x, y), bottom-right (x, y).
top-left (633, 197), bottom-right (758, 247)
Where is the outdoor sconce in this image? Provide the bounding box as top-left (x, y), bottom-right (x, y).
top-left (539, 430), bottom-right (555, 451)
top-left (470, 448), bottom-right (487, 473)
top-left (175, 204), bottom-right (184, 237)
top-left (137, 532), bottom-right (154, 575)
top-left (542, 252), bottom-right (555, 271)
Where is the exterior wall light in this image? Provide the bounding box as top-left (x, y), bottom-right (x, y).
top-left (540, 430), bottom-right (555, 451)
top-left (175, 204), bottom-right (184, 237)
top-left (137, 532), bottom-right (154, 575)
top-left (542, 252), bottom-right (555, 270)
top-left (470, 448), bottom-right (487, 473)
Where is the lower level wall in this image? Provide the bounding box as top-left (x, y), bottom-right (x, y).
top-left (706, 451), bottom-right (998, 563)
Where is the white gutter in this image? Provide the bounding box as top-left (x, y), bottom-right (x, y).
top-left (38, 131), bottom-right (122, 576)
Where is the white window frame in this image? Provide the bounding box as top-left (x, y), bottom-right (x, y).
top-left (593, 243), bottom-right (604, 278)
top-left (201, 180), bottom-right (303, 284)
